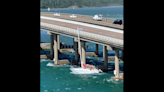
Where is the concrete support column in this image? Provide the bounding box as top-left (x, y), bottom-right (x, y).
top-left (121, 50), bottom-right (124, 61)
top-left (54, 34), bottom-right (58, 64)
top-left (57, 35), bottom-right (60, 50)
top-left (95, 44), bottom-right (98, 56)
top-left (81, 41), bottom-right (86, 66)
top-left (73, 38), bottom-right (78, 64)
top-left (50, 33), bottom-right (54, 60)
top-left (115, 49), bottom-right (120, 78)
top-left (78, 41), bottom-right (82, 60)
top-left (103, 45), bottom-right (108, 68)
top-left (103, 45), bottom-right (105, 61)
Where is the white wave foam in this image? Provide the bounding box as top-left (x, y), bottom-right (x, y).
top-left (93, 76), bottom-right (97, 78)
top-left (46, 62), bottom-right (77, 67)
top-left (44, 90), bottom-right (48, 92)
top-left (116, 79), bottom-right (119, 81)
top-left (46, 62), bottom-right (55, 66)
top-left (77, 88), bottom-right (81, 90)
top-left (65, 88), bottom-right (71, 90)
top-left (40, 59), bottom-right (49, 62)
top-left (106, 78), bottom-right (113, 83)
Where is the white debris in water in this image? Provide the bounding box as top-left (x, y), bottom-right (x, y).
top-left (56, 78), bottom-right (58, 79)
top-left (46, 62), bottom-right (54, 66)
top-left (40, 59), bottom-right (49, 62)
top-left (57, 89), bottom-right (60, 91)
top-left (106, 79), bottom-right (113, 83)
top-left (116, 79), bottom-right (119, 81)
top-left (44, 90), bottom-right (48, 92)
top-left (65, 88), bottom-right (71, 90)
top-left (93, 76), bottom-right (97, 78)
top-left (78, 88), bottom-right (81, 90)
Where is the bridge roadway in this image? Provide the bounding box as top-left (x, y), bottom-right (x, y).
top-left (41, 12), bottom-right (123, 30)
top-left (41, 16), bottom-right (123, 50)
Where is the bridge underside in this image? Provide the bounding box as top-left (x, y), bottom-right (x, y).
top-left (41, 26), bottom-right (123, 50)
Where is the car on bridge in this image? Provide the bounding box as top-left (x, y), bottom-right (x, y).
top-left (113, 19), bottom-right (122, 25)
top-left (93, 14), bottom-right (103, 21)
top-left (54, 13), bottom-right (60, 16)
top-left (70, 14), bottom-right (77, 18)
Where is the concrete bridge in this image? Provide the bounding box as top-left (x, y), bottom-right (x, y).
top-left (40, 12), bottom-right (123, 79)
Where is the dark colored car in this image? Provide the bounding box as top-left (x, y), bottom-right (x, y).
top-left (113, 19), bottom-right (122, 25)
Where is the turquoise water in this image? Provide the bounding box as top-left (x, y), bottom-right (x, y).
top-left (40, 6), bottom-right (124, 92)
top-left (41, 60), bottom-right (123, 92)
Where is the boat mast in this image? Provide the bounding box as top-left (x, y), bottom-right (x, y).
top-left (77, 27), bottom-right (83, 68)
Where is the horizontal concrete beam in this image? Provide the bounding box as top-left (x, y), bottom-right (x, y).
top-left (41, 27), bottom-right (123, 50)
top-left (74, 37), bottom-right (119, 50)
top-left (85, 52), bottom-right (98, 57)
top-left (59, 49), bottom-right (74, 53)
top-left (40, 55), bottom-right (47, 59)
top-left (108, 56), bottom-right (123, 62)
top-left (58, 59), bottom-right (70, 65)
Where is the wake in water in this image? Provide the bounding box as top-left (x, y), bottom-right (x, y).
top-left (46, 62), bottom-right (54, 66)
top-left (40, 59), bottom-right (49, 62)
top-left (70, 71), bottom-right (105, 75)
top-left (46, 62), bottom-right (77, 67)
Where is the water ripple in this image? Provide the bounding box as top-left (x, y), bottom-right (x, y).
top-left (65, 88), bottom-right (71, 90)
top-left (77, 88), bottom-right (81, 90)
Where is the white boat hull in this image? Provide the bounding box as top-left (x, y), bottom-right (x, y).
top-left (70, 67), bottom-right (100, 74)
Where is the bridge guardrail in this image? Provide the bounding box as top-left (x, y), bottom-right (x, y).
top-left (41, 22), bottom-right (123, 45)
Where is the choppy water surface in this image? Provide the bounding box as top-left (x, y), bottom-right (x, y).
top-left (40, 60), bottom-right (123, 92)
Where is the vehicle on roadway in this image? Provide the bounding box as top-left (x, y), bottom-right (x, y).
top-left (54, 13), bottom-right (60, 16)
top-left (93, 14), bottom-right (103, 21)
top-left (70, 14), bottom-right (77, 18)
top-left (113, 19), bottom-right (122, 25)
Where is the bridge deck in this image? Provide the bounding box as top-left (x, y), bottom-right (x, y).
top-left (41, 18), bottom-right (123, 40)
top-left (41, 12), bottom-right (123, 30)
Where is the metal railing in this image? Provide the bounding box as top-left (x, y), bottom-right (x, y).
top-left (41, 22), bottom-right (123, 45)
top-left (41, 12), bottom-right (123, 29)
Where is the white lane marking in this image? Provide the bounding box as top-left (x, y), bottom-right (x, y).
top-left (41, 16), bottom-right (123, 34)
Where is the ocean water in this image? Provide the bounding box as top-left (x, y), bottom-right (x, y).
top-left (40, 6), bottom-right (123, 92)
top-left (40, 61), bottom-right (123, 92)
